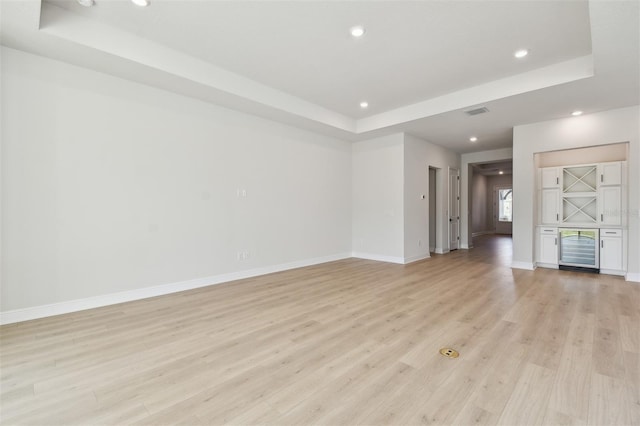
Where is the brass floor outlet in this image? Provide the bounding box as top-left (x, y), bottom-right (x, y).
top-left (439, 347), bottom-right (459, 358)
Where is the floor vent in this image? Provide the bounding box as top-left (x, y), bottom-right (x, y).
top-left (439, 347), bottom-right (460, 358)
top-left (465, 107), bottom-right (489, 116)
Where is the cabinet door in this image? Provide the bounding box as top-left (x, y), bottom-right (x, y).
top-left (539, 233), bottom-right (558, 264)
top-left (542, 189), bottom-right (560, 224)
top-left (600, 236), bottom-right (622, 271)
top-left (541, 167), bottom-right (560, 188)
top-left (599, 186), bottom-right (621, 225)
top-left (598, 162), bottom-right (622, 186)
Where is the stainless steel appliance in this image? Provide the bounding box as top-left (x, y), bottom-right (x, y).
top-left (558, 228), bottom-right (599, 271)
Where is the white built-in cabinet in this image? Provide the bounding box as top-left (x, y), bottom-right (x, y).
top-left (599, 162), bottom-right (622, 186)
top-left (599, 186), bottom-right (621, 225)
top-left (600, 229), bottom-right (625, 275)
top-left (597, 162), bottom-right (622, 226)
top-left (537, 161), bottom-right (626, 276)
top-left (537, 227), bottom-right (559, 268)
top-left (541, 189), bottom-right (560, 224)
top-left (540, 168), bottom-right (561, 224)
top-left (561, 164), bottom-right (597, 224)
top-left (541, 167), bottom-right (560, 188)
top-left (539, 161), bottom-right (624, 227)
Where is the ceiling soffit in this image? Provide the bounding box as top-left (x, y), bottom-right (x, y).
top-left (36, 1), bottom-right (593, 135)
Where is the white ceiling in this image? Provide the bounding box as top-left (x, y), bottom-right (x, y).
top-left (1, 0), bottom-right (638, 153)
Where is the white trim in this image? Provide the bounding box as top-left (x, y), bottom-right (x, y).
top-left (625, 272), bottom-right (640, 283)
top-left (434, 248), bottom-right (449, 254)
top-left (403, 254), bottom-right (430, 264)
top-left (511, 261), bottom-right (536, 270)
top-left (448, 167), bottom-right (460, 251)
top-left (536, 262), bottom-right (559, 270)
top-left (460, 243), bottom-right (470, 249)
top-left (600, 269), bottom-right (626, 277)
top-left (0, 252), bottom-right (351, 325)
top-left (351, 252), bottom-right (405, 264)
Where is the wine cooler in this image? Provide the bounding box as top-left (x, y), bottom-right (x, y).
top-left (558, 228), bottom-right (599, 271)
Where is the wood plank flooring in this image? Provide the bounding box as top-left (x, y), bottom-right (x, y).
top-left (1, 235), bottom-right (638, 425)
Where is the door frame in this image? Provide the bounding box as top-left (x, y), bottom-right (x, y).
top-left (428, 167), bottom-right (437, 253)
top-left (449, 168), bottom-right (460, 250)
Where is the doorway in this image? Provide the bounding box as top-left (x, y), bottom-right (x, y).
top-left (468, 159), bottom-right (513, 245)
top-left (449, 168), bottom-right (460, 250)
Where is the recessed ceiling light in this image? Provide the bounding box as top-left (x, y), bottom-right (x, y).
top-left (499, 171), bottom-right (504, 175)
top-left (572, 110), bottom-right (583, 116)
top-left (350, 26), bottom-right (366, 38)
top-left (360, 101), bottom-right (369, 109)
top-left (469, 136), bottom-right (478, 142)
top-left (514, 49), bottom-right (528, 59)
top-left (131, 0), bottom-right (150, 6)
top-left (77, 0), bottom-right (94, 6)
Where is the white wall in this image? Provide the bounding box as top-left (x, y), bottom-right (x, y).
top-left (351, 132), bottom-right (459, 263)
top-left (536, 143), bottom-right (627, 167)
top-left (1, 47), bottom-right (353, 316)
top-left (512, 106), bottom-right (639, 281)
top-left (460, 148), bottom-right (513, 248)
top-left (351, 134), bottom-right (405, 262)
top-left (404, 133), bottom-right (459, 260)
top-left (471, 173), bottom-right (489, 234)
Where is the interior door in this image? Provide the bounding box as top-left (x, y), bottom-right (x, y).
top-left (449, 169), bottom-right (460, 250)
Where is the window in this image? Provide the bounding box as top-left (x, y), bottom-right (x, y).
top-left (499, 188), bottom-right (512, 222)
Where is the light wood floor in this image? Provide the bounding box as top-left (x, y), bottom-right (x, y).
top-left (1, 235), bottom-right (639, 425)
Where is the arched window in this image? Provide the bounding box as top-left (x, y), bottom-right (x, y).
top-left (499, 188), bottom-right (512, 222)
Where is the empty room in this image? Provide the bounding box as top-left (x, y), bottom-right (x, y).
top-left (1, 1), bottom-right (639, 425)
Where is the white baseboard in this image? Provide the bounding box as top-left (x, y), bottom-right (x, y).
top-left (599, 269), bottom-right (625, 277)
top-left (0, 252), bottom-right (352, 325)
top-left (403, 254), bottom-right (430, 264)
top-left (434, 248), bottom-right (449, 254)
top-left (460, 243), bottom-right (470, 249)
top-left (536, 262), bottom-right (559, 270)
top-left (351, 252), bottom-right (404, 264)
top-left (626, 272), bottom-right (640, 283)
top-left (511, 261), bottom-right (536, 271)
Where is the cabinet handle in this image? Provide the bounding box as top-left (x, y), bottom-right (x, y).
top-left (601, 240), bottom-right (604, 248)
top-left (605, 231), bottom-right (616, 234)
top-left (601, 214), bottom-right (604, 221)
top-left (554, 238), bottom-right (557, 245)
top-left (601, 174), bottom-right (603, 183)
top-left (556, 213), bottom-right (559, 221)
top-left (556, 177), bottom-right (559, 185)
